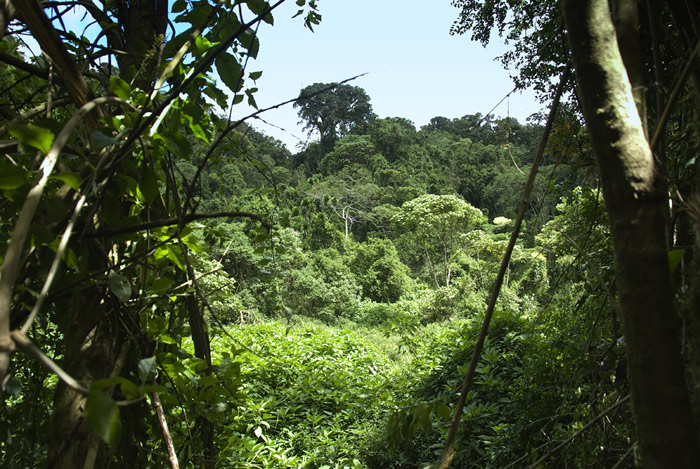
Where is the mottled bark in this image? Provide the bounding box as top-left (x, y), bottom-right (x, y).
top-left (47, 292), bottom-right (125, 468)
top-left (563, 0), bottom-right (699, 466)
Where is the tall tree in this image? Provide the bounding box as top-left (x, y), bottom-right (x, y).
top-left (294, 82), bottom-right (374, 158)
top-left (562, 0), bottom-right (697, 464)
top-left (0, 1), bottom-right (319, 467)
top-left (450, 0), bottom-right (700, 465)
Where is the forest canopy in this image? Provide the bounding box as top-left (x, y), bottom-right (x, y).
top-left (1, 1), bottom-right (700, 468)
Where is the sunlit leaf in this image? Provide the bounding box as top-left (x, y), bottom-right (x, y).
top-left (109, 76), bottom-right (131, 100)
top-left (215, 52), bottom-right (243, 93)
top-left (50, 172), bottom-right (82, 190)
top-left (7, 123), bottom-right (54, 153)
top-left (108, 272), bottom-right (131, 302)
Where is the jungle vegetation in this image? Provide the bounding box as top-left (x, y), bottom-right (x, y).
top-left (1, 0), bottom-right (700, 468)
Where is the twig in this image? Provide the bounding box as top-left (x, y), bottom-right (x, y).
top-left (526, 395), bottom-right (631, 468)
top-left (561, 232), bottom-right (620, 317)
top-left (153, 391), bottom-right (180, 469)
top-left (21, 194), bottom-right (87, 334)
top-left (10, 330), bottom-right (88, 395)
top-left (0, 96), bottom-right (122, 384)
top-left (88, 210), bottom-right (272, 238)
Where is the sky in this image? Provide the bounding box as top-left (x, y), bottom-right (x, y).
top-left (23, 0), bottom-right (542, 151)
top-left (238, 0), bottom-right (543, 151)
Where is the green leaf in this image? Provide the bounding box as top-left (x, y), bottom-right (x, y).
top-left (7, 123), bottom-right (54, 153)
top-left (249, 70), bottom-right (263, 81)
top-left (437, 403), bottom-right (451, 420)
top-left (108, 272), bottom-right (131, 302)
top-left (669, 249), bottom-right (686, 273)
top-left (0, 164), bottom-right (28, 189)
top-left (4, 376), bottom-right (21, 397)
top-left (109, 76), bottom-right (131, 100)
top-left (175, 4), bottom-right (212, 26)
top-left (172, 0), bottom-right (187, 13)
top-left (150, 277), bottom-right (173, 293)
top-left (139, 165), bottom-right (158, 203)
top-left (215, 52), bottom-right (243, 93)
top-left (50, 172), bottom-right (82, 190)
top-left (240, 29), bottom-right (260, 58)
top-left (156, 131), bottom-right (192, 159)
top-left (137, 356), bottom-right (157, 384)
top-left (84, 388), bottom-right (122, 446)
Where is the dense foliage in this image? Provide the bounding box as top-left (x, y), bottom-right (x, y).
top-left (1, 0), bottom-right (699, 468)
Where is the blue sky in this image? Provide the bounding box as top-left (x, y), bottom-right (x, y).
top-left (24, 0), bottom-right (541, 151)
top-left (240, 0), bottom-right (542, 150)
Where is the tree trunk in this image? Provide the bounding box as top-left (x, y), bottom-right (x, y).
top-left (563, 0), bottom-right (699, 466)
top-left (48, 289), bottom-right (126, 468)
top-left (45, 2), bottom-right (169, 466)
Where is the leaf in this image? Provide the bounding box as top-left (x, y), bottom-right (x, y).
top-left (139, 165), bottom-right (158, 203)
top-left (254, 425), bottom-right (263, 438)
top-left (90, 130), bottom-right (120, 150)
top-left (668, 249), bottom-right (686, 273)
top-left (249, 70), bottom-right (263, 81)
top-left (84, 388), bottom-right (122, 446)
top-left (0, 164), bottom-right (28, 189)
top-left (4, 376), bottom-right (21, 397)
top-left (108, 272), bottom-right (131, 302)
top-left (137, 356), bottom-right (157, 384)
top-left (172, 0), bottom-right (187, 13)
top-left (109, 76), bottom-right (131, 100)
top-left (7, 123), bottom-right (54, 153)
top-left (240, 29), bottom-right (260, 58)
top-left (437, 403), bottom-right (451, 420)
top-left (215, 52), bottom-right (243, 93)
top-left (50, 172), bottom-right (82, 190)
top-left (150, 277), bottom-right (173, 293)
top-left (175, 3), bottom-right (212, 26)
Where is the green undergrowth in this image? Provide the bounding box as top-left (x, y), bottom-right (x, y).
top-left (206, 308), bottom-right (631, 468)
top-left (211, 319), bottom-right (404, 467)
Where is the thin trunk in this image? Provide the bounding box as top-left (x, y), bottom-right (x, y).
top-left (563, 1), bottom-right (698, 466)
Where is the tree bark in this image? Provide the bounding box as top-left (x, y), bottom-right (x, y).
top-left (563, 0), bottom-right (699, 466)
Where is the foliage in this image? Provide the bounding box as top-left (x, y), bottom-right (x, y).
top-left (213, 321), bottom-right (396, 467)
top-left (294, 82), bottom-right (374, 157)
top-left (393, 194), bottom-right (486, 287)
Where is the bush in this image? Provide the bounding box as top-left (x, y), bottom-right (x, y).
top-left (213, 322), bottom-right (399, 467)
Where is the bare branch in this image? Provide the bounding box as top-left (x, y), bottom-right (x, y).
top-left (88, 210), bottom-right (272, 238)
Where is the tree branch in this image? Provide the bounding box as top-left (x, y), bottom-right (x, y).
top-left (0, 96), bottom-right (121, 384)
top-left (88, 210), bottom-right (272, 238)
top-left (10, 330), bottom-right (88, 395)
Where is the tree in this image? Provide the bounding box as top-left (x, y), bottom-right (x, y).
top-left (0, 1), bottom-right (320, 467)
top-left (294, 82), bottom-right (374, 157)
top-left (563, 1), bottom-right (697, 464)
top-left (393, 194), bottom-right (486, 288)
top-left (451, 0), bottom-right (700, 465)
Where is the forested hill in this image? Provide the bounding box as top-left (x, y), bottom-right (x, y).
top-left (3, 1), bottom-right (700, 468)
